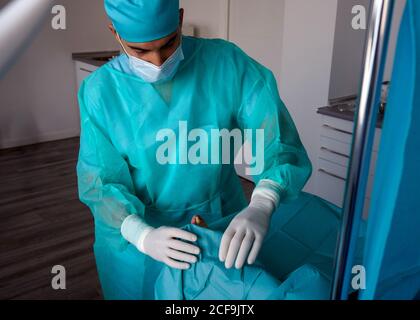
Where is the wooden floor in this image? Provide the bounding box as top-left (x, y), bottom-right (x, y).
top-left (0, 137), bottom-right (254, 300)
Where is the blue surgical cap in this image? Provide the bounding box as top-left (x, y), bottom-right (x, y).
top-left (104, 0), bottom-right (180, 43)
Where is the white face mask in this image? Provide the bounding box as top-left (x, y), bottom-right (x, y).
top-left (117, 34), bottom-right (184, 83)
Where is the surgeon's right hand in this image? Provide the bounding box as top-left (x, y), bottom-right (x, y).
top-left (142, 226), bottom-right (200, 270)
top-left (121, 214), bottom-right (200, 269)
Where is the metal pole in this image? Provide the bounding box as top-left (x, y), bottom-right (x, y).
top-left (331, 0), bottom-right (395, 300)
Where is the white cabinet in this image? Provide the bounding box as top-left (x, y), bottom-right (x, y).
top-left (75, 61), bottom-right (99, 90)
top-left (315, 115), bottom-right (381, 218)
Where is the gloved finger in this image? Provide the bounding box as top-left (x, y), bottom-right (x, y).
top-left (169, 239), bottom-right (200, 255)
top-left (225, 229), bottom-right (246, 269)
top-left (219, 227), bottom-right (235, 262)
top-left (234, 232), bottom-right (254, 269)
top-left (167, 248), bottom-right (198, 264)
top-left (168, 228), bottom-right (198, 242)
top-left (164, 257), bottom-right (190, 270)
top-left (247, 235), bottom-right (263, 265)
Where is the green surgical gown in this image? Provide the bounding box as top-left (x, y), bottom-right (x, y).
top-left (76, 36), bottom-right (312, 299)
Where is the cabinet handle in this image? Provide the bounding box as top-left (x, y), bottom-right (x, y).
top-left (322, 124), bottom-right (353, 135)
top-left (318, 168), bottom-right (346, 181)
top-left (80, 68), bottom-right (93, 73)
top-left (320, 147), bottom-right (350, 159)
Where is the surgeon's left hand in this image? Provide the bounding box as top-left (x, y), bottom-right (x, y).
top-left (219, 193), bottom-right (276, 269)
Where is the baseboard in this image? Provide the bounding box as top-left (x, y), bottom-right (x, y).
top-left (0, 128), bottom-right (81, 150)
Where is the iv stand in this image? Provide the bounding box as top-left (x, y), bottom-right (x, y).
top-left (331, 0), bottom-right (395, 300)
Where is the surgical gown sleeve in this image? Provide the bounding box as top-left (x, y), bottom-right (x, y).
top-left (235, 49), bottom-right (313, 204)
top-left (76, 80), bottom-right (146, 246)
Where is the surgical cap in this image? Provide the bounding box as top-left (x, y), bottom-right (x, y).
top-left (104, 0), bottom-right (180, 43)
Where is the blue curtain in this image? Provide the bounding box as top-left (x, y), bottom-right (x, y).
top-left (360, 0), bottom-right (420, 300)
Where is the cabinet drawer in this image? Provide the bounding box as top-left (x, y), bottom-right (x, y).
top-left (319, 147), bottom-right (378, 177)
top-left (317, 157), bottom-right (376, 190)
top-left (320, 136), bottom-right (352, 158)
top-left (315, 169), bottom-right (346, 207)
top-left (318, 158), bottom-right (348, 180)
top-left (321, 124), bottom-right (353, 144)
top-left (319, 146), bottom-right (350, 167)
top-left (321, 115), bottom-right (382, 152)
top-left (315, 171), bottom-right (373, 214)
top-left (323, 115), bottom-right (354, 133)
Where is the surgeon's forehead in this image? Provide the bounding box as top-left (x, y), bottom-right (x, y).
top-left (125, 30), bottom-right (179, 50)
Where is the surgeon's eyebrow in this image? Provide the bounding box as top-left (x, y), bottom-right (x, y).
top-left (128, 34), bottom-right (178, 52)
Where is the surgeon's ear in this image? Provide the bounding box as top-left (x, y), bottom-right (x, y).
top-left (179, 8), bottom-right (184, 27)
top-left (108, 23), bottom-right (121, 44)
top-left (108, 23), bottom-right (117, 36)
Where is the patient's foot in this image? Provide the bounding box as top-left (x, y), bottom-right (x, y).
top-left (191, 215), bottom-right (208, 228)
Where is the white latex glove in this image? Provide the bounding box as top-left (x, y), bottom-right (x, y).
top-left (219, 181), bottom-right (281, 269)
top-left (121, 215), bottom-right (200, 270)
top-left (142, 226), bottom-right (201, 269)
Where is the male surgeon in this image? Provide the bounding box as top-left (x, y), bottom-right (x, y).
top-left (76, 0), bottom-right (312, 299)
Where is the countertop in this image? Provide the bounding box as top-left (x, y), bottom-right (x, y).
top-left (317, 98), bottom-right (384, 129)
top-left (72, 51), bottom-right (120, 67)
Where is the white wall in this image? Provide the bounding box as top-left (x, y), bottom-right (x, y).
top-left (329, 0), bottom-right (407, 100)
top-left (0, 0), bottom-right (119, 149)
top-left (180, 0), bottom-right (229, 39)
top-left (227, 0), bottom-right (285, 180)
top-left (0, 0), bottom-right (229, 149)
top-left (229, 0), bottom-right (285, 83)
top-left (228, 0), bottom-right (340, 195)
top-left (279, 0), bottom-right (339, 194)
top-left (329, 0), bottom-right (371, 100)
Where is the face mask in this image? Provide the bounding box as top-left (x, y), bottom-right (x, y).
top-left (117, 34), bottom-right (184, 83)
